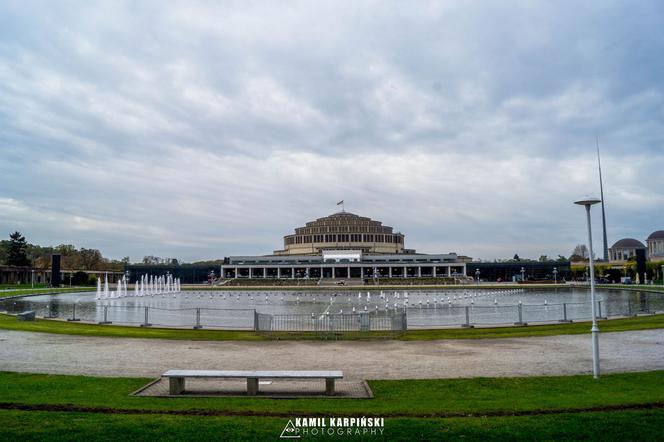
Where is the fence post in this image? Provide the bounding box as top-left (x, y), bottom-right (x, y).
top-left (140, 306), bottom-right (152, 327)
top-left (254, 310), bottom-right (258, 331)
top-left (99, 305), bottom-right (112, 324)
top-left (514, 302), bottom-right (527, 326)
top-left (597, 301), bottom-right (607, 319)
top-left (461, 306), bottom-right (474, 328)
top-left (559, 302), bottom-right (572, 323)
top-left (67, 303), bottom-right (80, 322)
top-left (646, 294), bottom-right (651, 314)
top-left (193, 308), bottom-right (202, 329)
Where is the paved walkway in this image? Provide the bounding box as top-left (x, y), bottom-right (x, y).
top-left (0, 330), bottom-right (662, 380)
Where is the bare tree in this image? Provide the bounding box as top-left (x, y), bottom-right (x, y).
top-left (572, 244), bottom-right (589, 259)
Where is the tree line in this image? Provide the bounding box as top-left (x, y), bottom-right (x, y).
top-left (0, 231), bottom-right (126, 271)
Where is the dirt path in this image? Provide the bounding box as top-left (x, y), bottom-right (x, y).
top-left (0, 329), bottom-right (662, 380)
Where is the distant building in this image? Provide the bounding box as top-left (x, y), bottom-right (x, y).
top-left (646, 230), bottom-right (664, 262)
top-left (0, 265), bottom-right (123, 285)
top-left (608, 238), bottom-right (647, 264)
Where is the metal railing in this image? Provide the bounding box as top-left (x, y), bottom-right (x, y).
top-left (254, 311), bottom-right (407, 334)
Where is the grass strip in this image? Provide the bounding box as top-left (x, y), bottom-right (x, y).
top-left (0, 371), bottom-right (662, 417)
top-left (0, 409), bottom-right (663, 441)
top-left (0, 313), bottom-right (263, 340)
top-left (0, 287), bottom-right (93, 298)
top-left (1, 312), bottom-right (662, 341)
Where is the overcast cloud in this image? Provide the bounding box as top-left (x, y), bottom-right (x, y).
top-left (1, 0), bottom-right (663, 262)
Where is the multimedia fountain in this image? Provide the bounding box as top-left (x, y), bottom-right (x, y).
top-left (1, 282), bottom-right (662, 332)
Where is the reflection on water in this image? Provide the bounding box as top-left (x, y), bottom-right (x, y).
top-left (0, 288), bottom-right (661, 329)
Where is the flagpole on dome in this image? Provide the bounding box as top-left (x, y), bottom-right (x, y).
top-left (337, 200), bottom-right (345, 213)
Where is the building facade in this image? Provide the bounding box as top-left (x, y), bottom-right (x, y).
top-left (222, 250), bottom-right (465, 280)
top-left (609, 238), bottom-right (647, 264)
top-left (646, 230), bottom-right (664, 262)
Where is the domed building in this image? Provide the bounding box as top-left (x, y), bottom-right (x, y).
top-left (274, 211), bottom-right (410, 256)
top-left (646, 230), bottom-right (664, 262)
top-left (609, 238), bottom-right (647, 263)
top-left (221, 211), bottom-right (466, 281)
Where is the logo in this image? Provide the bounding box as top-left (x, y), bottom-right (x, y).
top-left (280, 420), bottom-right (300, 439)
top-left (280, 417), bottom-right (385, 438)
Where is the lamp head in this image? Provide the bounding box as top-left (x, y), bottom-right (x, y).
top-left (574, 196), bottom-right (602, 206)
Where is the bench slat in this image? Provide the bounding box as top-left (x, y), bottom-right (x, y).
top-left (163, 370), bottom-right (343, 379)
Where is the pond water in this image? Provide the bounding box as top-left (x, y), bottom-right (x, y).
top-left (1, 287), bottom-right (661, 330)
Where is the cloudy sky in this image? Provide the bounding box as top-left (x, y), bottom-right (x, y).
top-left (1, 1), bottom-right (663, 262)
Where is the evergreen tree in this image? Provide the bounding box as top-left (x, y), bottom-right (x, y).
top-left (7, 231), bottom-right (30, 266)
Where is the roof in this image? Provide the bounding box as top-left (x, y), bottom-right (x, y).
top-left (611, 238), bottom-right (646, 249)
top-left (647, 230), bottom-right (664, 240)
top-left (300, 211), bottom-right (392, 229)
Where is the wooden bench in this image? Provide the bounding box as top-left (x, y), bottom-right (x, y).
top-left (162, 370), bottom-right (343, 396)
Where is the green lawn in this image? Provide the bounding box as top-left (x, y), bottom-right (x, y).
top-left (599, 284), bottom-right (664, 294)
top-left (0, 371), bottom-right (662, 416)
top-left (0, 313), bottom-right (263, 341)
top-left (1, 409), bottom-right (662, 441)
top-left (0, 283), bottom-right (47, 290)
top-left (1, 311), bottom-right (663, 341)
top-left (0, 287), bottom-right (93, 298)
top-left (0, 371), bottom-right (662, 441)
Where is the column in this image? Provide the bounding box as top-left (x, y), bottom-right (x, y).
top-left (307, 267), bottom-right (311, 279)
top-left (360, 267), bottom-right (364, 278)
top-left (248, 267), bottom-right (252, 279)
top-left (332, 267), bottom-right (336, 279)
top-left (433, 267), bottom-right (437, 278)
top-left (277, 267), bottom-right (281, 278)
top-left (263, 268), bottom-right (267, 278)
top-left (234, 268), bottom-right (238, 279)
top-left (417, 267), bottom-right (422, 278)
top-left (389, 267), bottom-right (392, 278)
top-left (291, 267), bottom-right (295, 279)
top-left (447, 266), bottom-right (451, 277)
top-left (347, 266), bottom-right (351, 279)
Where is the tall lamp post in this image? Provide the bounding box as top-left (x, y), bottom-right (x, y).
top-left (575, 196), bottom-right (602, 379)
top-left (553, 267), bottom-right (558, 285)
top-left (520, 267), bottom-right (525, 282)
top-left (475, 268), bottom-right (480, 285)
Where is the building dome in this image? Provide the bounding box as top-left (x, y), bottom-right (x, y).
top-left (611, 238), bottom-right (646, 249)
top-left (275, 212), bottom-right (407, 255)
top-left (647, 230), bottom-right (664, 240)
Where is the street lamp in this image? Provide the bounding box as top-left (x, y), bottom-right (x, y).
top-left (553, 267), bottom-right (558, 285)
top-left (575, 195), bottom-right (602, 379)
top-left (475, 268), bottom-right (480, 285)
top-left (31, 269), bottom-right (35, 288)
top-left (520, 267), bottom-right (525, 282)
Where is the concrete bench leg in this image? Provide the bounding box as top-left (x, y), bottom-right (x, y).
top-left (169, 377), bottom-right (185, 395)
top-left (247, 377), bottom-right (259, 396)
top-left (325, 378), bottom-right (335, 396)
